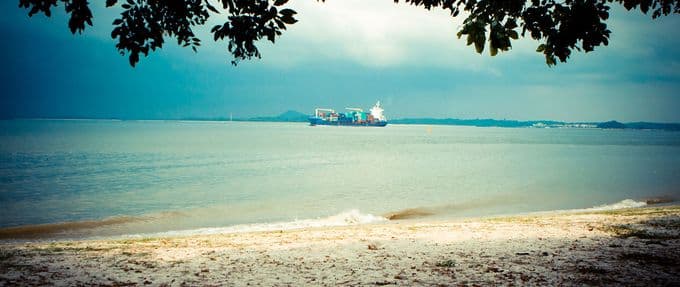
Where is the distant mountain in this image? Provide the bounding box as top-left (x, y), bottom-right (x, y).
top-left (249, 110), bottom-right (309, 122)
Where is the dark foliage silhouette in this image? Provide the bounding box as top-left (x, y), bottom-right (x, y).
top-left (18, 0), bottom-right (680, 67)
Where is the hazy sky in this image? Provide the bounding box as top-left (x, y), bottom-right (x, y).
top-left (1, 1), bottom-right (679, 122)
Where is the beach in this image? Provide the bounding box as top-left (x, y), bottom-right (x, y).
top-left (1, 205), bottom-right (678, 286)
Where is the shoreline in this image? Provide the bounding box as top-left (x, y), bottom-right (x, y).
top-left (1, 198), bottom-right (670, 243)
top-left (1, 205), bottom-right (679, 286)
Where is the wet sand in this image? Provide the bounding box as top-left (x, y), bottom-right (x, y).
top-left (1, 206), bottom-right (679, 286)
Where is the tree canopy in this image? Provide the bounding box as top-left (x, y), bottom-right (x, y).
top-left (18, 0), bottom-right (680, 67)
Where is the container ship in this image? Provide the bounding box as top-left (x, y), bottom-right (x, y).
top-left (309, 101), bottom-right (388, 127)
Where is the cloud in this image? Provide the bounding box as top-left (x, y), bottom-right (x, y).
top-left (253, 0), bottom-right (476, 68)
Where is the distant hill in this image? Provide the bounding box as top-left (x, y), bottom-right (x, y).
top-left (624, 122), bottom-right (680, 131)
top-left (597, 121), bottom-right (627, 129)
top-left (249, 110), bottom-right (309, 122)
top-left (595, 120), bottom-right (680, 131)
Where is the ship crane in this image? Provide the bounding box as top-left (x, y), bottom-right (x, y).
top-left (315, 108), bottom-right (335, 118)
top-left (345, 108), bottom-right (363, 112)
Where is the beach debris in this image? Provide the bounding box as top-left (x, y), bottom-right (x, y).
top-left (435, 259), bottom-right (456, 267)
top-left (368, 243), bottom-right (379, 250)
top-left (515, 252), bottom-right (530, 256)
top-left (486, 266), bottom-right (501, 273)
top-left (644, 240), bottom-right (668, 246)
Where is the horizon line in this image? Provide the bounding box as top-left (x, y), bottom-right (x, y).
top-left (2, 116), bottom-right (680, 125)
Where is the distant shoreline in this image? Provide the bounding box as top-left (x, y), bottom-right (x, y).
top-left (3, 116), bottom-right (680, 131)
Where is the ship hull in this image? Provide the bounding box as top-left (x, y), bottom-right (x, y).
top-left (309, 117), bottom-right (387, 127)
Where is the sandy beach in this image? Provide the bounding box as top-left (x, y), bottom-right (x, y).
top-left (1, 205), bottom-right (679, 286)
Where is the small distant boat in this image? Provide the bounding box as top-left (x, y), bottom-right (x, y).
top-left (309, 101), bottom-right (388, 127)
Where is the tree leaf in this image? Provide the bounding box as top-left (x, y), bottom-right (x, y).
top-left (206, 1), bottom-right (220, 14)
top-left (280, 10), bottom-right (297, 25)
top-left (536, 44), bottom-right (545, 52)
top-left (274, 0), bottom-right (289, 6)
top-left (279, 9), bottom-right (296, 17)
top-left (490, 47), bottom-right (497, 56)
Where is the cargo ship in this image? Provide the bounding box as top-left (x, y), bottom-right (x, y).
top-left (309, 101), bottom-right (388, 127)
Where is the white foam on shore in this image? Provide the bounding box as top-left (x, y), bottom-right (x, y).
top-left (581, 199), bottom-right (648, 211)
top-left (101, 199), bottom-right (653, 240)
top-left (536, 199), bottom-right (648, 216)
top-left (121, 209), bottom-right (387, 239)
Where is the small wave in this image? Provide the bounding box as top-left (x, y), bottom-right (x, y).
top-left (582, 199), bottom-right (648, 211)
top-left (544, 199), bottom-right (651, 215)
top-left (125, 210), bottom-right (387, 239)
top-left (384, 208), bottom-right (435, 220)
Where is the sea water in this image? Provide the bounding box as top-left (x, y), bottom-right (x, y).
top-left (0, 120), bottom-right (678, 239)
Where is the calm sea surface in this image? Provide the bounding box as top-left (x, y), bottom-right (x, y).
top-left (1, 120), bottom-right (679, 239)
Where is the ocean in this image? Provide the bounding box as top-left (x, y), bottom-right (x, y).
top-left (0, 119), bottom-right (678, 240)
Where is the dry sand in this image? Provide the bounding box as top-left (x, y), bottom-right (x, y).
top-left (1, 206), bottom-right (679, 286)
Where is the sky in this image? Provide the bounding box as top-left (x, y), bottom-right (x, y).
top-left (0, 0), bottom-right (679, 122)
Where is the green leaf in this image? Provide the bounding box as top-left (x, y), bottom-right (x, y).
top-left (536, 44), bottom-right (545, 52)
top-left (546, 55), bottom-right (556, 66)
top-left (490, 46), bottom-right (498, 56)
top-left (474, 36), bottom-right (485, 53)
